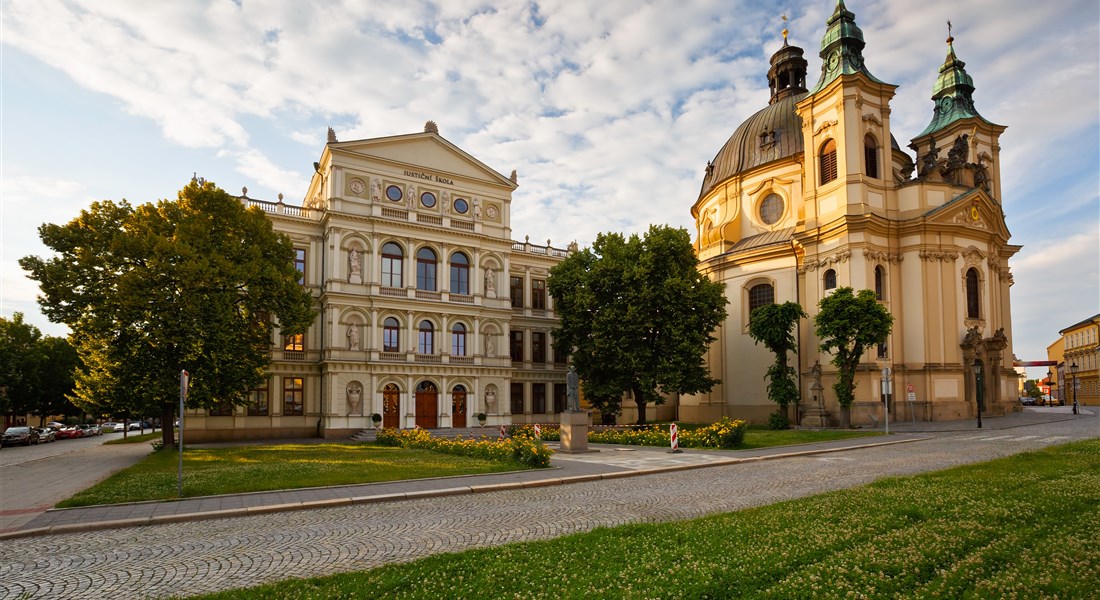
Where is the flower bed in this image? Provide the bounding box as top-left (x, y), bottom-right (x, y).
top-left (375, 427), bottom-right (554, 468)
top-left (510, 418), bottom-right (747, 449)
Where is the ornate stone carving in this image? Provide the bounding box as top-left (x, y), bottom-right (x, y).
top-left (799, 250), bottom-right (851, 272)
top-left (863, 249), bottom-right (903, 264)
top-left (370, 177), bottom-right (381, 202)
top-left (346, 324), bottom-right (360, 351)
top-left (861, 113), bottom-right (881, 126)
top-left (346, 381), bottom-right (363, 415)
top-left (918, 249), bottom-right (959, 262)
top-left (348, 248), bottom-right (362, 284)
top-left (961, 246), bottom-right (986, 267)
top-left (813, 119), bottom-right (838, 135)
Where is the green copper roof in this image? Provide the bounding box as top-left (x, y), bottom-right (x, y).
top-left (808, 0), bottom-right (886, 94)
top-left (917, 37), bottom-right (988, 137)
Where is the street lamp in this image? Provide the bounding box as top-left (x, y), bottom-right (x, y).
top-left (1070, 361), bottom-right (1079, 415)
top-left (972, 359), bottom-right (984, 429)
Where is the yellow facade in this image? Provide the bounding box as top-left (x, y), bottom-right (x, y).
top-left (1057, 315), bottom-right (1100, 407)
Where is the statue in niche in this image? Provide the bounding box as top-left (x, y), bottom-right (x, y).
top-left (348, 248), bottom-right (361, 283)
top-left (484, 267), bottom-right (496, 298)
top-left (485, 386), bottom-right (497, 408)
top-left (442, 191), bottom-right (451, 214)
top-left (407, 184), bottom-right (416, 208)
top-left (473, 198), bottom-right (482, 220)
top-left (370, 178), bottom-right (381, 202)
top-left (485, 334), bottom-right (496, 357)
top-left (347, 325), bottom-right (360, 351)
top-left (346, 382), bottom-right (363, 414)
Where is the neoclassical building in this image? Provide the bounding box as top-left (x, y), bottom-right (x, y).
top-left (182, 124), bottom-right (570, 440)
top-left (682, 1), bottom-right (1020, 426)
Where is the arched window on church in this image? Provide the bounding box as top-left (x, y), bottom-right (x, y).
top-left (874, 265), bottom-right (886, 301)
top-left (820, 139), bottom-right (838, 184)
top-left (864, 134), bottom-right (879, 179)
top-left (824, 269), bottom-right (837, 292)
top-left (748, 283), bottom-right (775, 319)
top-left (966, 268), bottom-right (981, 319)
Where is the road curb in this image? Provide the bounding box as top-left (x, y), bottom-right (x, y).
top-left (0, 436), bottom-right (926, 541)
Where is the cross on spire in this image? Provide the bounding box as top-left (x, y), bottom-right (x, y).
top-left (947, 19), bottom-right (953, 44)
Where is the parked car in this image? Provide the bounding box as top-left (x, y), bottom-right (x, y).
top-left (101, 422), bottom-right (122, 432)
top-left (55, 426), bottom-right (84, 440)
top-left (79, 424), bottom-right (102, 436)
top-left (37, 428), bottom-right (57, 443)
top-left (1019, 396), bottom-right (1036, 406)
top-left (2, 426), bottom-right (41, 446)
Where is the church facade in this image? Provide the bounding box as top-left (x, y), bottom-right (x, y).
top-left (681, 1), bottom-right (1020, 427)
top-left (181, 124), bottom-right (570, 441)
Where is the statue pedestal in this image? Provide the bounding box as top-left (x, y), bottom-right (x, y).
top-left (350, 275), bottom-right (362, 285)
top-left (559, 411), bottom-right (590, 453)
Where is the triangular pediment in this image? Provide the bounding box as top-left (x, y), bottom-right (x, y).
top-left (924, 187), bottom-right (1011, 241)
top-left (329, 133), bottom-right (516, 189)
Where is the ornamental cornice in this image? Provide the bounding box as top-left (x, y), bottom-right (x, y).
top-left (813, 119), bottom-right (838, 136)
top-left (798, 249), bottom-right (851, 273)
top-left (918, 249), bottom-right (959, 262)
top-left (862, 248), bottom-right (902, 264)
top-left (961, 246), bottom-right (986, 268)
top-left (861, 113), bottom-right (882, 126)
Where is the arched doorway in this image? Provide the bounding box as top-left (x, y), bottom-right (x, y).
top-left (415, 381), bottom-right (438, 429)
top-left (452, 385), bottom-right (467, 428)
top-left (382, 383), bottom-right (400, 429)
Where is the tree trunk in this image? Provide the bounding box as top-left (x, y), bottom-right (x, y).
top-left (839, 405), bottom-right (852, 429)
top-left (161, 402), bottom-right (175, 449)
top-left (632, 386), bottom-right (648, 425)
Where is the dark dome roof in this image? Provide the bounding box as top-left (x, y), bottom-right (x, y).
top-left (698, 93), bottom-right (807, 202)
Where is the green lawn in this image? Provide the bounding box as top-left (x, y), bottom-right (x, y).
top-left (737, 427), bottom-right (880, 449)
top-left (191, 439), bottom-right (1100, 599)
top-left (58, 443), bottom-right (529, 507)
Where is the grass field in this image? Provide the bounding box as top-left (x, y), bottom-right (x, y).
top-left (191, 439), bottom-right (1100, 599)
top-left (57, 443), bottom-right (528, 507)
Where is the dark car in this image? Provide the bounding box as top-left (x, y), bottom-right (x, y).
top-left (2, 426), bottom-right (41, 446)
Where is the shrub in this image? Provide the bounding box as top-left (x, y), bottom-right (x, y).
top-left (372, 427), bottom-right (553, 468)
top-left (769, 410), bottom-right (790, 430)
top-left (583, 419), bottom-right (748, 449)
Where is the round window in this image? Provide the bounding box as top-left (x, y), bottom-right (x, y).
top-left (759, 193), bottom-right (784, 225)
top-left (386, 185), bottom-right (403, 202)
top-left (420, 192), bottom-right (437, 208)
top-left (454, 198), bottom-right (469, 214)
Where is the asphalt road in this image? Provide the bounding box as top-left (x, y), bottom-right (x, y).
top-left (1, 415), bottom-right (1096, 600)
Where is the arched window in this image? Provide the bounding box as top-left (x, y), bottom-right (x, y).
top-left (820, 139), bottom-right (838, 184)
top-left (748, 283), bottom-right (775, 317)
top-left (383, 317), bottom-right (400, 352)
top-left (966, 268), bottom-right (981, 319)
top-left (450, 252), bottom-right (470, 295)
top-left (824, 269), bottom-right (837, 291)
top-left (381, 242), bottom-right (403, 288)
top-left (418, 320), bottom-right (435, 354)
top-left (874, 265), bottom-right (886, 301)
top-left (451, 323), bottom-right (467, 356)
top-left (864, 134), bottom-right (879, 179)
top-left (416, 247), bottom-right (437, 291)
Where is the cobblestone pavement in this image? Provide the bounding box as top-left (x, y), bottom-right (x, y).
top-left (1, 417), bottom-right (1097, 599)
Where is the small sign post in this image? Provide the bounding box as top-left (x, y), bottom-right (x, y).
top-left (668, 422), bottom-right (682, 454)
top-left (881, 367), bottom-right (892, 435)
top-left (178, 370), bottom-right (189, 498)
top-left (533, 424), bottom-right (542, 439)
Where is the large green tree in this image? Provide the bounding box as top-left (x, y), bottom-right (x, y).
top-left (814, 287), bottom-right (893, 428)
top-left (548, 225), bottom-right (727, 424)
top-left (0, 313), bottom-right (81, 424)
top-left (748, 301), bottom-right (807, 428)
top-left (20, 179), bottom-right (316, 446)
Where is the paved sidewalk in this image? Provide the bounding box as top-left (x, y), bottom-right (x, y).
top-left (4, 434), bottom-right (923, 539)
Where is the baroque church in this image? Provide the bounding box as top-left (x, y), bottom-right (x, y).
top-left (679, 1), bottom-right (1020, 427)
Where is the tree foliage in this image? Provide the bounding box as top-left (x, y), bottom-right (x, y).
top-left (748, 302), bottom-right (807, 427)
top-left (0, 313), bottom-right (80, 422)
top-left (20, 180), bottom-right (316, 444)
top-left (548, 225), bottom-right (727, 424)
top-left (814, 287), bottom-right (893, 426)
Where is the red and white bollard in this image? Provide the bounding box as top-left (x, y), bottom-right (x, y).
top-left (533, 424), bottom-right (542, 438)
top-left (668, 422), bottom-right (682, 454)
top-left (499, 424), bottom-right (507, 439)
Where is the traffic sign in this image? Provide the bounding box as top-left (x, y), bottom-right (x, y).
top-left (906, 383), bottom-right (915, 393)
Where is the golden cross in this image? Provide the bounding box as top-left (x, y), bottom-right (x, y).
top-left (781, 14), bottom-right (789, 42)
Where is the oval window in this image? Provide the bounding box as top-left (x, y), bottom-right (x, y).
top-left (454, 198), bottom-right (469, 214)
top-left (421, 192), bottom-right (437, 208)
top-left (759, 193), bottom-right (784, 225)
top-left (386, 185), bottom-right (403, 202)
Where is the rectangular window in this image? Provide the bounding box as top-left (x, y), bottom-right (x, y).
top-left (553, 335), bottom-right (568, 364)
top-left (416, 259), bottom-right (437, 291)
top-left (532, 332), bottom-right (546, 363)
top-left (382, 251), bottom-right (403, 288)
top-left (283, 377), bottom-right (304, 416)
top-left (532, 279), bottom-right (546, 310)
top-left (293, 248), bottom-right (306, 285)
top-left (877, 342), bottom-right (887, 359)
top-left (510, 383), bottom-right (525, 415)
top-left (247, 382), bottom-right (269, 416)
top-left (418, 324), bottom-right (434, 355)
top-left (451, 327), bottom-right (466, 356)
top-left (450, 263), bottom-right (469, 295)
top-left (554, 383), bottom-right (567, 413)
top-left (510, 276), bottom-right (524, 309)
top-left (284, 333), bottom-right (304, 352)
top-left (532, 383), bottom-right (546, 414)
top-left (510, 330), bottom-right (524, 362)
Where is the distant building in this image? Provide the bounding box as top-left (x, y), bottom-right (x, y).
top-left (682, 1), bottom-right (1021, 426)
top-left (1055, 314), bottom-right (1100, 407)
top-left (182, 125), bottom-right (569, 441)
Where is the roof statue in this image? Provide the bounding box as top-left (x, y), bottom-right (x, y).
top-left (424, 120), bottom-right (439, 134)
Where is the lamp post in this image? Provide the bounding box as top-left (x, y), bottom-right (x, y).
top-left (972, 359), bottom-right (984, 429)
top-left (1070, 361), bottom-right (1079, 415)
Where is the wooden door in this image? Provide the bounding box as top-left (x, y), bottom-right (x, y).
top-left (452, 387), bottom-right (467, 428)
top-left (415, 382), bottom-right (438, 429)
top-left (383, 385), bottom-right (400, 429)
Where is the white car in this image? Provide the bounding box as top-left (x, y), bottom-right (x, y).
top-left (101, 422), bottom-right (123, 432)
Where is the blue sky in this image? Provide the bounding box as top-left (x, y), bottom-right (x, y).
top-left (2, 0), bottom-right (1098, 379)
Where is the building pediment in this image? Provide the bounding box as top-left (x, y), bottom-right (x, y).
top-left (923, 188), bottom-right (1011, 241)
top-left (329, 133), bottom-right (517, 190)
